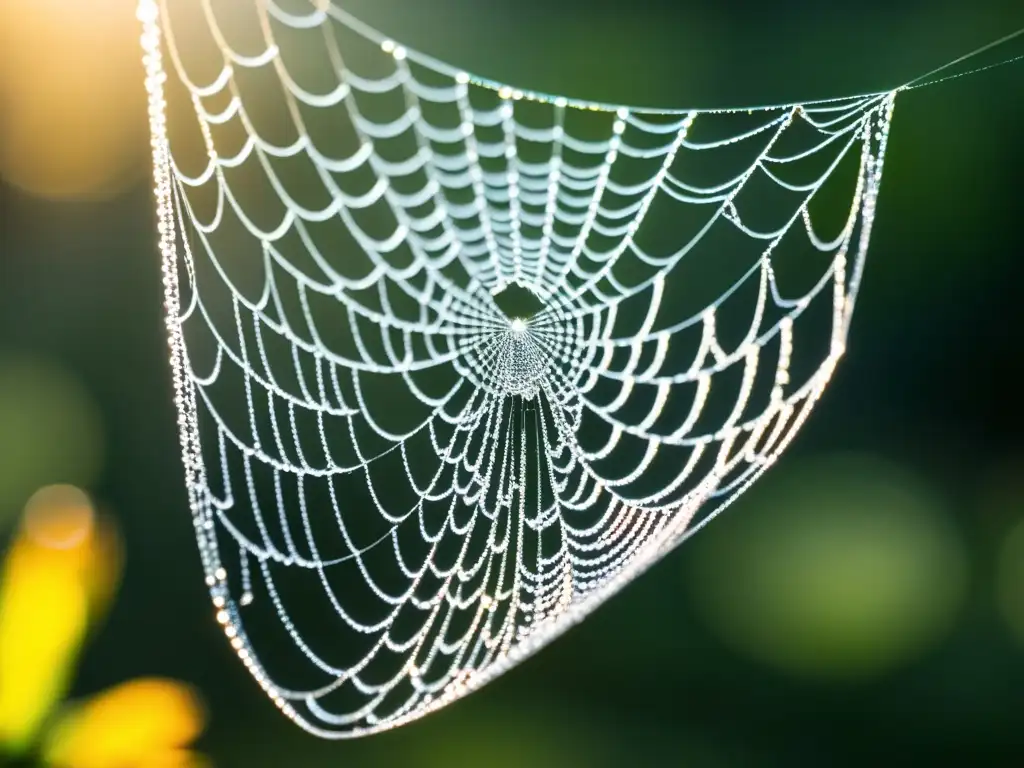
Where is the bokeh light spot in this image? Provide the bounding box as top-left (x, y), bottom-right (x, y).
top-left (24, 485), bottom-right (94, 551)
top-left (686, 454), bottom-right (967, 680)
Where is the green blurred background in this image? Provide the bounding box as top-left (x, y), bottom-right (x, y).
top-left (1, 0), bottom-right (1023, 765)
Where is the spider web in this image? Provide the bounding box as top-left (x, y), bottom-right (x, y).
top-left (140, 0), bottom-right (895, 737)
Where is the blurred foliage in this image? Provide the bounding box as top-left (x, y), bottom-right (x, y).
top-left (0, 358), bottom-right (104, 531)
top-left (686, 454), bottom-right (967, 679)
top-left (994, 464), bottom-right (1024, 645)
top-left (997, 519), bottom-right (1024, 643)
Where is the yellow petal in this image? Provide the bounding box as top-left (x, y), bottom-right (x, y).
top-left (43, 679), bottom-right (206, 768)
top-left (0, 485), bottom-right (119, 753)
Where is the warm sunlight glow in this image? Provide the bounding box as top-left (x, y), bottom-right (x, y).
top-left (0, 0), bottom-right (147, 199)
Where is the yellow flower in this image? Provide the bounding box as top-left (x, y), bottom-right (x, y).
top-left (0, 485), bottom-right (208, 767)
top-left (43, 680), bottom-right (208, 768)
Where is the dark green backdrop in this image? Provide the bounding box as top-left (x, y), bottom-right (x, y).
top-left (1, 1), bottom-right (1023, 765)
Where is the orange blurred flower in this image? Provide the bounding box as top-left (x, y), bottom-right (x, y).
top-left (0, 485), bottom-right (208, 767)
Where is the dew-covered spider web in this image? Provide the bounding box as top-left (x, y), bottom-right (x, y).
top-left (138, 0), bottom-right (949, 738)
